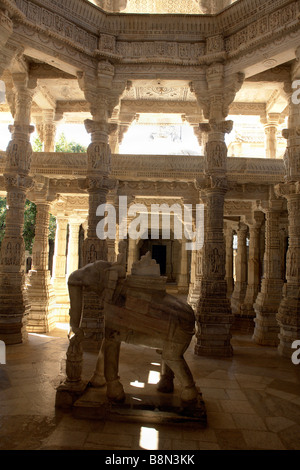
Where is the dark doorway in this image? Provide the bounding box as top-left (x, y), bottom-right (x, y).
top-left (152, 244), bottom-right (167, 275)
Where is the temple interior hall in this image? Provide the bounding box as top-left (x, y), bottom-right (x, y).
top-left (0, 0), bottom-right (300, 452)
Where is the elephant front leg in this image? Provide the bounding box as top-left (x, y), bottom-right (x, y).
top-left (104, 338), bottom-right (125, 403)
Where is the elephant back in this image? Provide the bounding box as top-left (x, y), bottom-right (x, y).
top-left (104, 273), bottom-right (195, 346)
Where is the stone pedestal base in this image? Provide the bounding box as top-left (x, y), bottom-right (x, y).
top-left (252, 314), bottom-right (279, 346)
top-left (0, 273), bottom-right (30, 344)
top-left (231, 285), bottom-right (247, 315)
top-left (53, 280), bottom-right (70, 323)
top-left (27, 270), bottom-right (57, 333)
top-left (195, 279), bottom-right (234, 357)
top-left (232, 314), bottom-right (255, 333)
top-left (276, 293), bottom-right (300, 357)
top-left (69, 386), bottom-right (206, 426)
top-left (166, 283), bottom-right (178, 295)
top-left (252, 281), bottom-right (283, 346)
top-left (177, 274), bottom-right (189, 295)
top-left (195, 311), bottom-right (234, 357)
top-left (55, 304), bottom-right (70, 323)
top-left (55, 380), bottom-right (88, 409)
top-left (177, 285), bottom-right (189, 295)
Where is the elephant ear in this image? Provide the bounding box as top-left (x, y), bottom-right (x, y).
top-left (93, 261), bottom-right (113, 292)
top-left (101, 265), bottom-right (121, 303)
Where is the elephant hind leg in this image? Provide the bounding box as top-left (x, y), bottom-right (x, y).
top-left (89, 339), bottom-right (106, 388)
top-left (162, 342), bottom-right (198, 403)
top-left (157, 361), bottom-right (174, 393)
top-left (104, 339), bottom-right (125, 403)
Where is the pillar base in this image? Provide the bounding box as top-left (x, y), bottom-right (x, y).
top-left (195, 310), bottom-right (234, 357)
top-left (232, 314), bottom-right (255, 333)
top-left (0, 272), bottom-right (29, 344)
top-left (55, 304), bottom-right (70, 324)
top-left (177, 284), bottom-right (189, 294)
top-left (26, 270), bottom-right (57, 333)
top-left (231, 285), bottom-right (247, 315)
top-left (276, 293), bottom-right (300, 358)
top-left (194, 279), bottom-right (234, 357)
top-left (252, 315), bottom-right (279, 347)
top-left (252, 281), bottom-right (283, 346)
top-left (0, 316), bottom-right (28, 345)
top-left (53, 278), bottom-right (70, 323)
top-left (194, 318), bottom-right (233, 357)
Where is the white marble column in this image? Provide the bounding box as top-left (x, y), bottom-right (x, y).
top-left (239, 212), bottom-right (264, 330)
top-left (42, 109), bottom-right (57, 153)
top-left (27, 194), bottom-right (57, 333)
top-left (191, 61), bottom-right (244, 357)
top-left (231, 222), bottom-right (248, 316)
top-left (77, 64), bottom-right (128, 349)
top-left (225, 224), bottom-right (234, 298)
top-left (52, 215), bottom-right (69, 321)
top-left (253, 200), bottom-right (285, 346)
top-left (261, 113), bottom-right (281, 159)
top-left (274, 55), bottom-right (300, 356)
top-left (67, 218), bottom-right (82, 280)
top-left (127, 235), bottom-right (139, 274)
top-left (0, 70), bottom-right (36, 344)
top-left (177, 239), bottom-right (189, 294)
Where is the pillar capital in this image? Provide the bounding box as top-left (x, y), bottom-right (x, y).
top-left (244, 210), bottom-right (265, 228)
top-left (77, 64), bottom-right (130, 122)
top-left (191, 68), bottom-right (244, 121)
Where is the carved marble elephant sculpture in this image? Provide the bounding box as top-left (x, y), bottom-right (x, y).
top-left (67, 257), bottom-right (198, 403)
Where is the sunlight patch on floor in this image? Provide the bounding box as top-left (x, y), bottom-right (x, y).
top-left (130, 380), bottom-right (145, 388)
top-left (139, 426), bottom-right (159, 450)
top-left (148, 370), bottom-right (160, 384)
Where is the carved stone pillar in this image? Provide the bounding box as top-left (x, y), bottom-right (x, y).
top-left (177, 238), bottom-right (189, 294)
top-left (195, 120), bottom-right (235, 357)
top-left (261, 113), bottom-right (283, 160)
top-left (127, 235), bottom-right (139, 274)
top-left (273, 56), bottom-right (300, 356)
top-left (0, 71), bottom-right (36, 344)
top-left (77, 63), bottom-right (128, 348)
top-left (67, 218), bottom-right (82, 279)
top-left (190, 60), bottom-right (244, 357)
top-left (52, 215), bottom-right (69, 321)
top-left (27, 185), bottom-right (57, 333)
top-left (231, 222), bottom-right (248, 316)
top-left (188, 247), bottom-right (203, 310)
top-left (109, 125), bottom-right (119, 154)
top-left (274, 185), bottom-right (300, 356)
top-left (80, 120), bottom-right (116, 347)
top-left (239, 212), bottom-right (264, 331)
top-left (42, 109), bottom-right (57, 152)
top-left (253, 200), bottom-right (285, 346)
top-left (34, 110), bottom-right (57, 153)
top-left (225, 224), bottom-right (234, 298)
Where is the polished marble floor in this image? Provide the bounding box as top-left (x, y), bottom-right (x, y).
top-left (0, 324), bottom-right (300, 451)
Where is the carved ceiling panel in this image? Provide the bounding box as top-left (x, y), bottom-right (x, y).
top-left (123, 79), bottom-right (196, 102)
top-left (123, 0), bottom-right (203, 14)
top-left (91, 0), bottom-right (237, 14)
top-left (234, 82), bottom-right (286, 105)
top-left (38, 79), bottom-right (84, 101)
